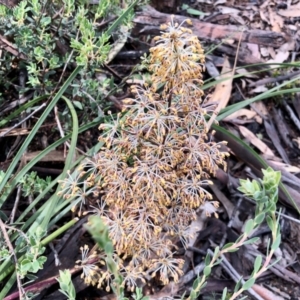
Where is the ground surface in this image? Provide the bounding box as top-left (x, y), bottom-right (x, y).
top-left (1, 0), bottom-right (300, 299)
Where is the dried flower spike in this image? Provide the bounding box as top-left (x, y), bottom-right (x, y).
top-left (63, 17), bottom-right (229, 289)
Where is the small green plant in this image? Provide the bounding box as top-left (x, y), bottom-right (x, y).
top-left (0, 0), bottom-right (135, 121)
top-left (15, 227), bottom-right (47, 280)
top-left (85, 215), bottom-right (126, 299)
top-left (18, 171), bottom-right (52, 198)
top-left (57, 269), bottom-right (76, 300)
top-left (189, 167), bottom-right (281, 300)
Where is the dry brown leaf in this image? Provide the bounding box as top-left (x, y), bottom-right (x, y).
top-left (224, 108), bottom-right (257, 121)
top-left (260, 47), bottom-right (270, 57)
top-left (236, 66), bottom-right (259, 78)
top-left (250, 101), bottom-right (267, 115)
top-left (207, 56), bottom-right (233, 109)
top-left (217, 6), bottom-right (240, 15)
top-left (259, 9), bottom-right (269, 24)
top-left (289, 3), bottom-right (300, 9)
top-left (197, 0), bottom-right (212, 3)
top-left (238, 125), bottom-right (275, 157)
top-left (206, 56), bottom-right (233, 129)
top-left (245, 43), bottom-right (261, 60)
top-left (214, 0), bottom-right (226, 5)
top-left (267, 47), bottom-right (289, 64)
top-left (267, 159), bottom-right (300, 173)
top-left (268, 7), bottom-right (284, 32)
top-left (268, 46), bottom-right (276, 59)
top-left (251, 101), bottom-right (269, 118)
top-left (260, 0), bottom-right (271, 9)
top-left (185, 211), bottom-right (207, 254)
top-left (278, 9), bottom-right (300, 18)
top-left (249, 85), bottom-right (268, 94)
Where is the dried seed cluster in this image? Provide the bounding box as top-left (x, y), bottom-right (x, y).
top-left (61, 19), bottom-right (228, 290)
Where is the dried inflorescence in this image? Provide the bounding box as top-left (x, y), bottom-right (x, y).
top-left (62, 19), bottom-right (229, 289)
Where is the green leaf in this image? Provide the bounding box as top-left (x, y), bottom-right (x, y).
top-left (222, 242), bottom-right (239, 252)
top-left (203, 266), bottom-right (211, 277)
top-left (234, 278), bottom-right (242, 293)
top-left (189, 290), bottom-right (198, 300)
top-left (266, 215), bottom-right (274, 231)
top-left (85, 215), bottom-right (114, 254)
top-left (254, 255), bottom-right (262, 273)
top-left (244, 219), bottom-right (254, 235)
top-left (254, 212), bottom-right (266, 225)
top-left (242, 237), bottom-right (260, 245)
top-left (182, 4), bottom-right (205, 15)
top-left (187, 7), bottom-right (205, 16)
top-left (221, 287), bottom-right (228, 300)
top-left (213, 246), bottom-right (220, 258)
top-left (192, 276), bottom-right (200, 290)
top-left (72, 100), bottom-right (83, 110)
top-left (271, 234), bottom-right (281, 251)
top-left (243, 277), bottom-right (255, 290)
top-left (204, 253), bottom-right (211, 265)
top-left (106, 0), bottom-right (138, 35)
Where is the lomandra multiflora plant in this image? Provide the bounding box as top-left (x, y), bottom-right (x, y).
top-left (62, 19), bottom-right (228, 290)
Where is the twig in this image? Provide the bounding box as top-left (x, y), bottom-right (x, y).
top-left (10, 185), bottom-right (22, 224)
top-left (215, 250), bottom-right (264, 300)
top-left (282, 101), bottom-right (300, 132)
top-left (54, 105), bottom-right (89, 157)
top-left (271, 107), bottom-right (294, 148)
top-left (249, 69), bottom-right (300, 88)
top-left (0, 219), bottom-right (24, 299)
top-left (54, 105), bottom-right (68, 158)
top-left (179, 261), bottom-right (206, 285)
top-left (0, 93), bottom-right (33, 117)
top-left (0, 103), bottom-right (46, 137)
top-left (49, 242), bottom-right (61, 266)
top-left (219, 196), bottom-right (243, 248)
top-left (187, 247), bottom-right (264, 300)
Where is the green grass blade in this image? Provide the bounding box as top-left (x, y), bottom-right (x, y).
top-left (106, 0), bottom-right (138, 35)
top-left (41, 218), bottom-right (79, 246)
top-left (0, 272), bottom-right (16, 300)
top-left (0, 66), bottom-right (83, 206)
top-left (39, 96), bottom-right (78, 231)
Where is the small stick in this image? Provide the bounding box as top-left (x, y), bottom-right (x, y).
top-left (0, 219), bottom-right (24, 299)
top-left (282, 101), bottom-right (300, 132)
top-left (10, 185), bottom-right (22, 224)
top-left (0, 103), bottom-right (46, 137)
top-left (249, 69), bottom-right (300, 88)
